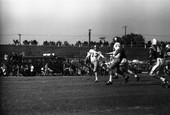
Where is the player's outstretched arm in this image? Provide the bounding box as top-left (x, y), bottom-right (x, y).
top-left (106, 52), bottom-right (114, 55)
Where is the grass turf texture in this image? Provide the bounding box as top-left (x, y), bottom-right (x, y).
top-left (0, 74), bottom-right (170, 115)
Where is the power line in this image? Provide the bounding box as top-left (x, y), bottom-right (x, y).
top-left (22, 34), bottom-right (87, 37)
top-left (0, 34), bottom-right (18, 36)
top-left (1, 33), bottom-right (170, 38)
top-left (143, 34), bottom-right (170, 38)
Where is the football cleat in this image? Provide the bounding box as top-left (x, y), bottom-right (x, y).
top-left (106, 81), bottom-right (112, 85)
top-left (94, 80), bottom-right (99, 83)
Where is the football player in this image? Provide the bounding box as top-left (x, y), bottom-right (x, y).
top-left (85, 45), bottom-right (105, 82)
top-left (149, 38), bottom-right (169, 88)
top-left (164, 44), bottom-right (170, 75)
top-left (105, 41), bottom-right (129, 85)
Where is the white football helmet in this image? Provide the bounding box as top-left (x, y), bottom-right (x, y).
top-left (166, 44), bottom-right (170, 49)
top-left (151, 38), bottom-right (158, 45)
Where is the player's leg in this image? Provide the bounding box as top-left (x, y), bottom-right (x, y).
top-left (106, 59), bottom-right (120, 85)
top-left (106, 69), bottom-right (115, 85)
top-left (127, 65), bottom-right (140, 82)
top-left (113, 71), bottom-right (119, 79)
top-left (94, 72), bottom-right (98, 82)
top-left (118, 65), bottom-right (129, 83)
top-left (93, 61), bottom-right (99, 82)
top-left (157, 59), bottom-right (169, 88)
top-left (149, 58), bottom-right (160, 76)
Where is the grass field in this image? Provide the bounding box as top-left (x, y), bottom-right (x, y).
top-left (0, 74), bottom-right (170, 115)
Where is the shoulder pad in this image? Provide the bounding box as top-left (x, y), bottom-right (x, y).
top-left (89, 49), bottom-right (94, 52)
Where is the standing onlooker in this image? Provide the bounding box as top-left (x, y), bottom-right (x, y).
top-left (30, 64), bottom-right (34, 76)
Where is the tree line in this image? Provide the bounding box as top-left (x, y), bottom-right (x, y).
top-left (13, 33), bottom-right (170, 47)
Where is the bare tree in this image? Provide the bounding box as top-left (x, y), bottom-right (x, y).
top-left (13, 39), bottom-right (20, 45)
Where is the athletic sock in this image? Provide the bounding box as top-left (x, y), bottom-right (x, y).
top-left (95, 72), bottom-right (98, 81)
top-left (109, 75), bottom-right (112, 82)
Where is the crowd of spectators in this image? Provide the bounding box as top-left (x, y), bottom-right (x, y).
top-left (0, 52), bottom-right (100, 77)
top-left (1, 51), bottom-right (155, 77)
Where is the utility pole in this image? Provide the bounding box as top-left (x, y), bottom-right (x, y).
top-left (18, 34), bottom-right (21, 45)
top-left (122, 26), bottom-right (128, 48)
top-left (88, 29), bottom-right (91, 49)
top-left (122, 25), bottom-right (128, 36)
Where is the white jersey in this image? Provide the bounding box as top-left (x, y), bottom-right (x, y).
top-left (86, 49), bottom-right (104, 62)
top-left (113, 42), bottom-right (121, 51)
top-left (107, 42), bottom-right (121, 59)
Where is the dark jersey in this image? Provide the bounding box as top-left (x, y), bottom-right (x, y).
top-left (165, 49), bottom-right (170, 60)
top-left (114, 48), bottom-right (127, 60)
top-left (149, 45), bottom-right (164, 63)
top-left (120, 48), bottom-right (127, 60)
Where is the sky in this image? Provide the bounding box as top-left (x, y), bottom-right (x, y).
top-left (0, 0), bottom-right (170, 45)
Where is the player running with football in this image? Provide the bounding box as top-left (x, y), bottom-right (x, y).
top-left (85, 45), bottom-right (105, 82)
